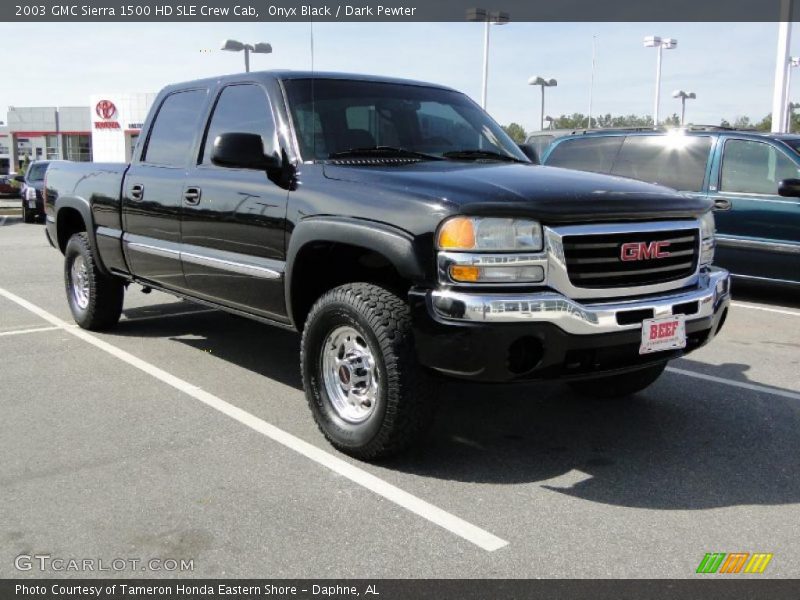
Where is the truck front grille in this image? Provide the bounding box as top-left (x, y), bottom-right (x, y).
top-left (562, 228), bottom-right (699, 288)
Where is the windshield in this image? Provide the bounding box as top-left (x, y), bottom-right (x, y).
top-left (27, 163), bottom-right (48, 182)
top-left (283, 78), bottom-right (528, 163)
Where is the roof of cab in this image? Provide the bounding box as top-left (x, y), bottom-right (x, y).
top-left (160, 70), bottom-right (457, 94)
top-left (554, 127), bottom-right (800, 143)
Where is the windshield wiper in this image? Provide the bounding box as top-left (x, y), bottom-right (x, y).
top-left (441, 149), bottom-right (526, 163)
top-left (328, 146), bottom-right (442, 161)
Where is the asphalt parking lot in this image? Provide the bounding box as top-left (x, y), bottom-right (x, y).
top-left (1, 214), bottom-right (798, 579)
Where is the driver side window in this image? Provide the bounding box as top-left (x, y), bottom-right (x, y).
top-left (720, 139), bottom-right (800, 195)
top-left (201, 84), bottom-right (276, 165)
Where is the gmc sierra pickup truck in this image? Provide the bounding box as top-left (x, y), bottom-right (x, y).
top-left (44, 71), bottom-right (731, 460)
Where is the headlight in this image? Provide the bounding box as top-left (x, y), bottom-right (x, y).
top-left (699, 211), bottom-right (715, 266)
top-left (437, 216), bottom-right (546, 284)
top-left (25, 186), bottom-right (36, 201)
top-left (437, 216), bottom-right (543, 252)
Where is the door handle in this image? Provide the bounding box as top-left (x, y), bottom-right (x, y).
top-left (183, 187), bottom-right (202, 206)
top-left (713, 198), bottom-right (732, 211)
top-left (129, 183), bottom-right (144, 201)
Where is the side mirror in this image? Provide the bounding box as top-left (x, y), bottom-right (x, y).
top-left (14, 174), bottom-right (25, 183)
top-left (517, 144), bottom-right (540, 164)
top-left (778, 178), bottom-right (800, 197)
top-left (211, 132), bottom-right (280, 170)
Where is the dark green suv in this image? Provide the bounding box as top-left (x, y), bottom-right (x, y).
top-left (542, 128), bottom-right (800, 286)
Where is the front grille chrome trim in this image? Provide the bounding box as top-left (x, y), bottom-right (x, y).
top-left (544, 219), bottom-right (703, 299)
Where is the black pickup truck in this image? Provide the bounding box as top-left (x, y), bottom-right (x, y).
top-left (44, 71), bottom-right (730, 460)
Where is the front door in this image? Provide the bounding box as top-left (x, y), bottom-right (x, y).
top-left (712, 137), bottom-right (800, 282)
top-left (181, 83), bottom-right (289, 319)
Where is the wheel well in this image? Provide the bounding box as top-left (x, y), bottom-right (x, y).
top-left (56, 208), bottom-right (87, 253)
top-left (290, 242), bottom-right (410, 330)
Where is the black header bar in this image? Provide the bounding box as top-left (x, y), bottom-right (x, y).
top-left (3, 0), bottom-right (800, 22)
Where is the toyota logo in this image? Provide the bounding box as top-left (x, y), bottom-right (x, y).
top-left (95, 100), bottom-right (117, 120)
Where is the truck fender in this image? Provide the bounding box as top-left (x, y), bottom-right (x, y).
top-left (54, 195), bottom-right (110, 276)
top-left (284, 216), bottom-right (426, 325)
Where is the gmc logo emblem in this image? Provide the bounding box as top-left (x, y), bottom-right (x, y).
top-left (620, 241), bottom-right (671, 261)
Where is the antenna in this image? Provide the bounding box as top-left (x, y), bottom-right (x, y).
top-left (310, 18), bottom-right (316, 160)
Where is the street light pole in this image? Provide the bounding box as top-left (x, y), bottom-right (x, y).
top-left (644, 36), bottom-right (677, 127)
top-left (481, 20), bottom-right (490, 109)
top-left (467, 8), bottom-right (509, 110)
top-left (771, 0), bottom-right (793, 133)
top-left (672, 90), bottom-right (696, 126)
top-left (221, 39), bottom-right (272, 73)
top-left (784, 56), bottom-right (800, 131)
top-left (588, 35), bottom-right (597, 128)
top-left (528, 76), bottom-right (558, 131)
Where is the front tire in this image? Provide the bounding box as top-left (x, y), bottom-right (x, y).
top-left (568, 362), bottom-right (667, 399)
top-left (301, 283), bottom-right (436, 461)
top-left (64, 232), bottom-right (124, 330)
top-left (21, 203), bottom-right (34, 223)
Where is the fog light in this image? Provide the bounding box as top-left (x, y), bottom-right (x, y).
top-left (449, 264), bottom-right (545, 283)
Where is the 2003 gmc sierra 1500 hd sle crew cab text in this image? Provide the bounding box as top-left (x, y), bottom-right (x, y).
top-left (43, 71), bottom-right (731, 460)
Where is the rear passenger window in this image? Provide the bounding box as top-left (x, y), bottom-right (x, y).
top-left (202, 84), bottom-right (276, 165)
top-left (611, 135), bottom-right (711, 192)
top-left (143, 89), bottom-right (207, 167)
top-left (545, 137), bottom-right (624, 173)
top-left (720, 139), bottom-right (800, 195)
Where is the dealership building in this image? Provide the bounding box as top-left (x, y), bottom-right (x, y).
top-left (1, 93), bottom-right (155, 174)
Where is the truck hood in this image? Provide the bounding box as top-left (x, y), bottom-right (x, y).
top-left (322, 162), bottom-right (711, 222)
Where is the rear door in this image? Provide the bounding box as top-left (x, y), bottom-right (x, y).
top-left (710, 137), bottom-right (800, 282)
top-left (181, 82), bottom-right (289, 319)
top-left (122, 88), bottom-right (208, 291)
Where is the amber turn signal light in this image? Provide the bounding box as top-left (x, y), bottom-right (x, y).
top-left (437, 217), bottom-right (476, 250)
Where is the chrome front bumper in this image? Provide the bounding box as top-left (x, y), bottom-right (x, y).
top-left (430, 267), bottom-right (731, 336)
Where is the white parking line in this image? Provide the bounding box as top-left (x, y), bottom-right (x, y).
top-left (667, 367), bottom-right (800, 401)
top-left (0, 325), bottom-right (60, 337)
top-left (0, 286), bottom-right (508, 553)
top-left (731, 301), bottom-right (800, 317)
top-left (121, 308), bottom-right (219, 322)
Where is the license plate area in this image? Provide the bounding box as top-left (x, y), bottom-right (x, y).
top-left (640, 314), bottom-right (686, 355)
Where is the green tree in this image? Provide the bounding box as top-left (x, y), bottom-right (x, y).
top-left (756, 114), bottom-right (772, 131)
top-left (501, 122), bottom-right (527, 143)
top-left (662, 113), bottom-right (681, 127)
top-left (552, 113), bottom-right (589, 129)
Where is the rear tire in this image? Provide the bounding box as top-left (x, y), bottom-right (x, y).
top-left (301, 282), bottom-right (436, 461)
top-left (64, 232), bottom-right (124, 330)
top-left (568, 362), bottom-right (667, 399)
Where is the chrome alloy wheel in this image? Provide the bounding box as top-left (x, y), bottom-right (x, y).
top-left (321, 326), bottom-right (379, 423)
top-left (70, 255), bottom-right (90, 310)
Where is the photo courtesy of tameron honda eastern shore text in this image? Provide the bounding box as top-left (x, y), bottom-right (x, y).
top-left (43, 71), bottom-right (730, 460)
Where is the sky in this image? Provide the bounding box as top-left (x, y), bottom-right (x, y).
top-left (0, 21), bottom-right (796, 133)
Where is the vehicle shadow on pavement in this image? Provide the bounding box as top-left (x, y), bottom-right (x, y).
top-left (115, 303), bottom-right (303, 390)
top-left (732, 279), bottom-right (800, 309)
top-left (389, 360), bottom-right (800, 510)
top-left (113, 300), bottom-right (800, 510)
